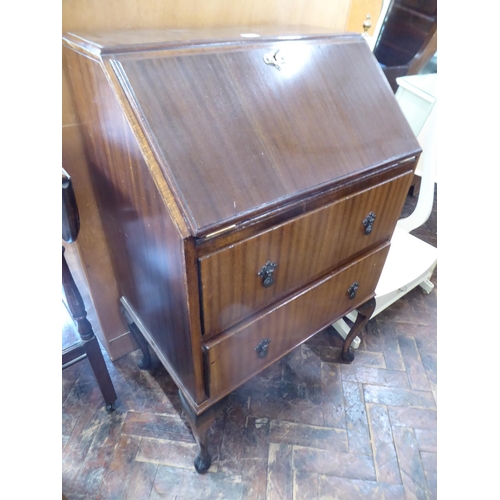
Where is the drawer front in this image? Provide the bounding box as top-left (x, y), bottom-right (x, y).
top-left (200, 170), bottom-right (412, 336)
top-left (203, 243), bottom-right (390, 399)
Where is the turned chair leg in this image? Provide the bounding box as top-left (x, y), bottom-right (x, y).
top-left (341, 297), bottom-right (376, 363)
top-left (62, 247), bottom-right (117, 412)
top-left (179, 390), bottom-right (226, 474)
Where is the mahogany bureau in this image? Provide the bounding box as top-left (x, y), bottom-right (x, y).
top-left (63, 26), bottom-right (421, 473)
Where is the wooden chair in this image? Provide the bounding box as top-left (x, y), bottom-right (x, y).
top-left (62, 168), bottom-right (117, 412)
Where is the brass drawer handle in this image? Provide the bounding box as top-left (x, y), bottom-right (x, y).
top-left (363, 212), bottom-right (376, 235)
top-left (347, 282), bottom-right (359, 299)
top-left (258, 261), bottom-right (277, 288)
top-left (255, 338), bottom-right (271, 358)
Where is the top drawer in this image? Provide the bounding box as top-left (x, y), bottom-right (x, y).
top-left (199, 169), bottom-right (413, 336)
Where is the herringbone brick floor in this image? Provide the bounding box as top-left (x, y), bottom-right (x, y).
top-left (62, 189), bottom-right (437, 499)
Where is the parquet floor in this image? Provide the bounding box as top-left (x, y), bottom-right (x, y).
top-left (62, 189), bottom-right (437, 499)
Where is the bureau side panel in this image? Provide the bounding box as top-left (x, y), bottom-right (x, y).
top-left (64, 48), bottom-right (201, 403)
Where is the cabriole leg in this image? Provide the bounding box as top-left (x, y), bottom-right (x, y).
top-left (341, 297), bottom-right (376, 363)
top-left (179, 390), bottom-right (225, 474)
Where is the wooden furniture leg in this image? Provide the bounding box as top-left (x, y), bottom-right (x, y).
top-left (62, 247), bottom-right (117, 412)
top-left (409, 175), bottom-right (421, 197)
top-left (120, 306), bottom-right (152, 370)
top-left (179, 390), bottom-right (226, 474)
top-left (341, 297), bottom-right (376, 363)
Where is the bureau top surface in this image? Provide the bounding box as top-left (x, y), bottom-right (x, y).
top-left (64, 27), bottom-right (421, 237)
top-left (64, 26), bottom-right (348, 53)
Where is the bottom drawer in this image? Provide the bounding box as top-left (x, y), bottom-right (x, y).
top-left (203, 243), bottom-right (390, 398)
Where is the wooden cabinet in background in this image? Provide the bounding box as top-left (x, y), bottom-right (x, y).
top-left (63, 26), bottom-right (420, 473)
top-left (374, 0), bottom-right (437, 91)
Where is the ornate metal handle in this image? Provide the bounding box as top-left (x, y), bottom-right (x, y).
top-left (362, 212), bottom-right (376, 235)
top-left (347, 282), bottom-right (359, 300)
top-left (263, 50), bottom-right (286, 70)
top-left (258, 261), bottom-right (277, 288)
top-left (255, 338), bottom-right (271, 358)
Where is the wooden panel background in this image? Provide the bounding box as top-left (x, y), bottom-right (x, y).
top-left (346, 0), bottom-right (384, 36)
top-left (62, 0), bottom-right (385, 360)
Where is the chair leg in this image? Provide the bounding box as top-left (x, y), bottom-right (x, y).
top-left (62, 247), bottom-right (117, 412)
top-left (83, 336), bottom-right (118, 413)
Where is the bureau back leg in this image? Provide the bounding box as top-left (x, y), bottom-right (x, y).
top-left (341, 297), bottom-right (376, 362)
top-left (120, 306), bottom-right (152, 370)
top-left (179, 390), bottom-right (226, 474)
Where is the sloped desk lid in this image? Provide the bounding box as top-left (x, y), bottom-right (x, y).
top-left (65, 27), bottom-right (421, 237)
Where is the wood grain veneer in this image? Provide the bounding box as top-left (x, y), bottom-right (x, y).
top-left (64, 47), bottom-right (204, 404)
top-left (204, 243), bottom-right (390, 398)
top-left (110, 34), bottom-right (418, 235)
top-left (62, 1), bottom-right (387, 358)
top-left (63, 27), bottom-right (420, 421)
top-left (200, 169), bottom-right (413, 336)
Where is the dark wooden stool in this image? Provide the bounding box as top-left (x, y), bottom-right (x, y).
top-left (62, 168), bottom-right (117, 413)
